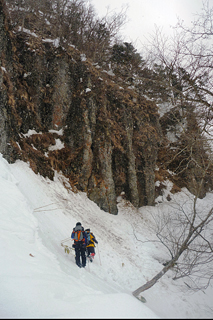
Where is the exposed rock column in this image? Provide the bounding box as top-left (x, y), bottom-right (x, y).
top-left (78, 98), bottom-right (94, 191)
top-left (125, 125), bottom-right (139, 207)
top-left (88, 135), bottom-right (118, 214)
top-left (0, 0), bottom-right (15, 161)
top-left (87, 97), bottom-right (118, 214)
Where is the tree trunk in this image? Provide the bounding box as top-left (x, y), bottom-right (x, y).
top-left (132, 260), bottom-right (176, 297)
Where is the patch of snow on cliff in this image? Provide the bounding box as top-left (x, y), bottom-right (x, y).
top-left (48, 139), bottom-right (64, 151)
top-left (22, 130), bottom-right (42, 138)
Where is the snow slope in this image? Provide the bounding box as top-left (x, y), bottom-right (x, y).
top-left (0, 153), bottom-right (212, 318)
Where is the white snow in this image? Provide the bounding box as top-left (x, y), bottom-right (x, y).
top-left (49, 129), bottom-right (64, 136)
top-left (23, 72), bottom-right (31, 78)
top-left (48, 138), bottom-right (65, 151)
top-left (0, 153), bottom-right (212, 319)
top-left (17, 27), bottom-right (38, 38)
top-left (42, 38), bottom-right (60, 48)
top-left (22, 129), bottom-right (42, 138)
top-left (157, 101), bottom-right (172, 118)
top-left (102, 70), bottom-right (115, 76)
top-left (1, 66), bottom-right (7, 73)
top-left (80, 54), bottom-right (87, 62)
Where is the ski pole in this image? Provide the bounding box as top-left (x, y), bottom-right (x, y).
top-left (97, 244), bottom-right (102, 266)
top-left (87, 257), bottom-right (90, 272)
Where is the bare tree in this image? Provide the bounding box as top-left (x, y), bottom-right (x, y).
top-left (132, 0), bottom-right (213, 297)
top-left (133, 161), bottom-right (213, 296)
top-left (5, 0), bottom-right (127, 66)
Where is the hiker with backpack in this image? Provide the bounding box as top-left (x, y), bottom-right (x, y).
top-left (85, 228), bottom-right (98, 262)
top-left (71, 222), bottom-right (87, 268)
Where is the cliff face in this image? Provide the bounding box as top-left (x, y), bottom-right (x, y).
top-left (0, 0), bottom-right (14, 160)
top-left (0, 0), bottom-right (162, 214)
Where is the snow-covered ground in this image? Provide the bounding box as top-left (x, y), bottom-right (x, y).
top-left (0, 153), bottom-right (212, 318)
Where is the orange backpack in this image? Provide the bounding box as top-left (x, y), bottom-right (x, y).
top-left (74, 229), bottom-right (83, 242)
top-left (73, 226), bottom-right (86, 245)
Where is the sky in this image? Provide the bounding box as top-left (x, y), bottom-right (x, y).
top-left (91, 0), bottom-right (208, 51)
top-left (0, 130), bottom-right (213, 318)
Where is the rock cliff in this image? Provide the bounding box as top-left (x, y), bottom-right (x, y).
top-left (1, 0), bottom-right (212, 214)
top-left (0, 0), bottom-right (163, 214)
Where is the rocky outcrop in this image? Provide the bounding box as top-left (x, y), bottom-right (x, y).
top-left (0, 0), bottom-right (15, 161)
top-left (0, 0), bottom-right (162, 214)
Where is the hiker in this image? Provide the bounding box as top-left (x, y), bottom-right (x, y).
top-left (85, 228), bottom-right (98, 262)
top-left (71, 222), bottom-right (87, 268)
